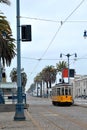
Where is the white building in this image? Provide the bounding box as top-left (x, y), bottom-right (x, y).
top-left (73, 75), bottom-right (87, 98)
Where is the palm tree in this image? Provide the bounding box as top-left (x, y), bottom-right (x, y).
top-left (21, 72), bottom-right (27, 92)
top-left (56, 61), bottom-right (68, 72)
top-left (10, 68), bottom-right (27, 93)
top-left (56, 61), bottom-right (68, 83)
top-left (28, 83), bottom-right (36, 94)
top-left (0, 15), bottom-right (16, 67)
top-left (0, 0), bottom-right (14, 103)
top-left (0, 0), bottom-right (16, 67)
top-left (0, 0), bottom-right (10, 5)
top-left (42, 65), bottom-right (57, 97)
top-left (34, 73), bottom-right (43, 97)
top-left (0, 13), bottom-right (16, 83)
top-left (34, 75), bottom-right (39, 97)
top-left (42, 65), bottom-right (57, 88)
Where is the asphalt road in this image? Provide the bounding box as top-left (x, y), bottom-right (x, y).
top-left (26, 95), bottom-right (87, 130)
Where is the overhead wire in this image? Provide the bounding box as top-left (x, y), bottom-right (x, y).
top-left (62, 0), bottom-right (85, 23)
top-left (40, 0), bottom-right (85, 58)
top-left (20, 16), bottom-right (87, 23)
top-left (21, 56), bottom-right (87, 61)
top-left (22, 0), bottom-right (86, 80)
top-left (20, 16), bottom-right (59, 23)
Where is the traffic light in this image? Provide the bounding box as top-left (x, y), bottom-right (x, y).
top-left (21, 25), bottom-right (32, 41)
top-left (62, 68), bottom-right (75, 78)
top-left (69, 69), bottom-right (75, 77)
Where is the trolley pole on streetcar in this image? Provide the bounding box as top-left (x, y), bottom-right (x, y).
top-left (60, 53), bottom-right (77, 84)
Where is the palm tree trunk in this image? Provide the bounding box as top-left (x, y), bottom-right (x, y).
top-left (42, 81), bottom-right (45, 97)
top-left (49, 81), bottom-right (51, 88)
top-left (46, 82), bottom-right (49, 97)
top-left (0, 57), bottom-right (2, 82)
top-left (37, 83), bottom-right (39, 97)
top-left (0, 57), bottom-right (3, 103)
top-left (40, 82), bottom-right (42, 97)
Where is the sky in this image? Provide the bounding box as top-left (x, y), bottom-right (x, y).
top-left (0, 0), bottom-right (87, 91)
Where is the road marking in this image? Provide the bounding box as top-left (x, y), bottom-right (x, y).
top-left (42, 112), bottom-right (58, 116)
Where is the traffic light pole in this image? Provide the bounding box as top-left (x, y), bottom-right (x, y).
top-left (60, 53), bottom-right (77, 84)
top-left (14, 0), bottom-right (25, 121)
top-left (67, 54), bottom-right (70, 84)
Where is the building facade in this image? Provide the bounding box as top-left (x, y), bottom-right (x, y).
top-left (73, 75), bottom-right (87, 98)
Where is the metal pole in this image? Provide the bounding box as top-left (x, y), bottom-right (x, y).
top-left (67, 55), bottom-right (70, 84)
top-left (14, 0), bottom-right (25, 121)
top-left (60, 53), bottom-right (77, 84)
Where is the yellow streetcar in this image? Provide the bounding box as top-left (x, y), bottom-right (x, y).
top-left (51, 83), bottom-right (73, 106)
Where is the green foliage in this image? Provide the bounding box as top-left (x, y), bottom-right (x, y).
top-left (0, 14), bottom-right (16, 66)
top-left (28, 83), bottom-right (36, 93)
top-left (10, 68), bottom-right (27, 92)
top-left (34, 72), bottom-right (42, 84)
top-left (34, 65), bottom-right (57, 90)
top-left (0, 0), bottom-right (10, 5)
top-left (42, 65), bottom-right (57, 84)
top-left (56, 61), bottom-right (68, 72)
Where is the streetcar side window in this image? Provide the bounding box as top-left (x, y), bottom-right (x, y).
top-left (62, 88), bottom-right (64, 95)
top-left (65, 88), bottom-right (68, 95)
top-left (57, 88), bottom-right (60, 95)
top-left (69, 88), bottom-right (71, 95)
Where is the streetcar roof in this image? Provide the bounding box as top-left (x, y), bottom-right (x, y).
top-left (52, 83), bottom-right (72, 88)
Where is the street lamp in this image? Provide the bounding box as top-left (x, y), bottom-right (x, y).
top-left (84, 30), bottom-right (87, 38)
top-left (14, 0), bottom-right (25, 120)
top-left (60, 53), bottom-right (77, 84)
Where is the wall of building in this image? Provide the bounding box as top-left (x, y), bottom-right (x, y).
top-left (73, 75), bottom-right (87, 98)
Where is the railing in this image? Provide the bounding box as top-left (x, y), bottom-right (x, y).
top-left (0, 93), bottom-right (26, 104)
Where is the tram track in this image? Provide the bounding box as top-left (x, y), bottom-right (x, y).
top-left (26, 108), bottom-right (65, 130)
top-left (40, 112), bottom-right (65, 130)
top-left (27, 95), bottom-right (87, 130)
top-left (41, 105), bottom-right (87, 129)
top-left (27, 104), bottom-right (87, 130)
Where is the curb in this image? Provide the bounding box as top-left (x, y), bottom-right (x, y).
top-left (74, 103), bottom-right (87, 108)
top-left (0, 104), bottom-right (29, 112)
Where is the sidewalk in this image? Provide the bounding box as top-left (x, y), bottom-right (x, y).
top-left (0, 98), bottom-right (87, 130)
top-left (74, 98), bottom-right (87, 107)
top-left (0, 110), bottom-right (39, 130)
